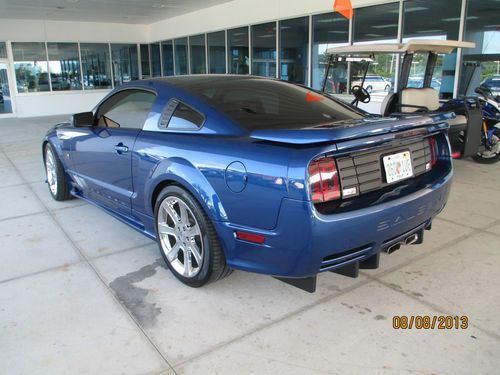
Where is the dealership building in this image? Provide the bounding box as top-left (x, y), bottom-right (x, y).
top-left (1, 1), bottom-right (500, 374)
top-left (0, 0), bottom-right (498, 118)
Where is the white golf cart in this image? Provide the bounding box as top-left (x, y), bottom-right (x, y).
top-left (322, 39), bottom-right (486, 160)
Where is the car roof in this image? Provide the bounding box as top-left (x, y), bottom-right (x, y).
top-left (152, 74), bottom-right (269, 89)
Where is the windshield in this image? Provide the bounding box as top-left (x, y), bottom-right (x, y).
top-left (182, 78), bottom-right (364, 130)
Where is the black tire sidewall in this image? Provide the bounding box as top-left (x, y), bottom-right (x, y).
top-left (154, 185), bottom-right (213, 287)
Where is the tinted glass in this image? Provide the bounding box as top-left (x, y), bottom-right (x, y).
top-left (403, 0), bottom-right (462, 99)
top-left (47, 42), bottom-right (82, 91)
top-left (279, 17), bottom-right (308, 84)
top-left (460, 0), bottom-right (500, 96)
top-left (111, 44), bottom-right (139, 86)
top-left (0, 43), bottom-right (7, 59)
top-left (354, 3), bottom-right (399, 43)
top-left (161, 41), bottom-right (174, 76)
top-left (80, 43), bottom-right (112, 90)
top-left (311, 12), bottom-right (349, 91)
top-left (184, 78), bottom-right (362, 130)
top-left (150, 43), bottom-right (161, 77)
top-left (228, 27), bottom-right (249, 74)
top-left (98, 90), bottom-right (156, 129)
top-left (140, 44), bottom-right (150, 78)
top-left (190, 34), bottom-right (206, 74)
top-left (168, 102), bottom-right (204, 130)
top-left (252, 22), bottom-right (276, 77)
top-left (174, 37), bottom-right (188, 75)
top-left (208, 31), bottom-right (226, 73)
top-left (12, 42), bottom-right (50, 92)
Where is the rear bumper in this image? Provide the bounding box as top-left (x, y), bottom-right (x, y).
top-left (215, 168), bottom-right (452, 278)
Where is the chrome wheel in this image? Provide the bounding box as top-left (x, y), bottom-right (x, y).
top-left (45, 147), bottom-right (58, 196)
top-left (157, 196), bottom-right (203, 278)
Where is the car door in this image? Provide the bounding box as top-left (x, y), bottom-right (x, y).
top-left (69, 88), bottom-right (157, 217)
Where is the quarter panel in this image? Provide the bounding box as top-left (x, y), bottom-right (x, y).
top-left (132, 131), bottom-right (290, 230)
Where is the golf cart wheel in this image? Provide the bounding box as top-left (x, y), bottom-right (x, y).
top-left (472, 128), bottom-right (500, 164)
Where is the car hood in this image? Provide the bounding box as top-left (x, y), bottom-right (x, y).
top-left (249, 112), bottom-right (454, 145)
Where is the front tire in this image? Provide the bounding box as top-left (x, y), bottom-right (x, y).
top-left (154, 185), bottom-right (231, 287)
top-left (44, 143), bottom-right (72, 201)
top-left (472, 128), bottom-right (500, 164)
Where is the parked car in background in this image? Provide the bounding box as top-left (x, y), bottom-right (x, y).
top-left (480, 75), bottom-right (500, 96)
top-left (0, 89), bottom-right (3, 104)
top-left (42, 75), bottom-right (453, 292)
top-left (351, 75), bottom-right (391, 92)
top-left (407, 76), bottom-right (442, 91)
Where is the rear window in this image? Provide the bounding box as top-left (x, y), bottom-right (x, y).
top-left (189, 79), bottom-right (363, 130)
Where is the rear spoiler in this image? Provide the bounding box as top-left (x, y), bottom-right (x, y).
top-left (249, 112), bottom-right (453, 145)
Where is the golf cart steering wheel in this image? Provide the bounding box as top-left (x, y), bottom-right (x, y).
top-left (351, 85), bottom-right (371, 104)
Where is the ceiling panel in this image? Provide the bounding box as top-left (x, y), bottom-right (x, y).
top-left (0, 0), bottom-right (234, 24)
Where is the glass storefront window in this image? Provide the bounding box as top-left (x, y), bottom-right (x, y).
top-left (150, 43), bottom-right (161, 77)
top-left (279, 16), bottom-right (308, 84)
top-left (140, 44), bottom-right (150, 78)
top-left (311, 12), bottom-right (349, 91)
top-left (460, 0), bottom-right (500, 96)
top-left (0, 42), bottom-right (7, 59)
top-left (47, 43), bottom-right (82, 91)
top-left (354, 3), bottom-right (399, 44)
top-left (252, 22), bottom-right (276, 77)
top-left (111, 44), bottom-right (139, 87)
top-left (228, 27), bottom-right (249, 74)
top-left (403, 0), bottom-right (462, 99)
top-left (190, 34), bottom-right (206, 74)
top-left (12, 42), bottom-right (50, 92)
top-left (174, 37), bottom-right (188, 75)
top-left (351, 3), bottom-right (399, 111)
top-left (161, 41), bottom-right (174, 76)
top-left (80, 43), bottom-right (112, 90)
top-left (208, 31), bottom-right (226, 74)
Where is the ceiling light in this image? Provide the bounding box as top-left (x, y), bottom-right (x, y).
top-left (415, 29), bottom-right (443, 33)
top-left (152, 3), bottom-right (167, 8)
top-left (372, 24), bottom-right (398, 29)
top-left (390, 6), bottom-right (428, 13)
top-left (365, 33), bottom-right (383, 37)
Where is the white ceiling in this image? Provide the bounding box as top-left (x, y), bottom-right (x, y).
top-left (0, 0), bottom-right (234, 24)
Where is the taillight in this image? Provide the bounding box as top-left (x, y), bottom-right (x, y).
top-left (428, 137), bottom-right (438, 167)
top-left (308, 157), bottom-right (341, 203)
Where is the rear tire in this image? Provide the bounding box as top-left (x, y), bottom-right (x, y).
top-left (472, 128), bottom-right (500, 164)
top-left (44, 143), bottom-right (72, 201)
top-left (154, 185), bottom-right (231, 287)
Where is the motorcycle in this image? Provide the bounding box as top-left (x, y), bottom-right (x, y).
top-left (442, 86), bottom-right (500, 164)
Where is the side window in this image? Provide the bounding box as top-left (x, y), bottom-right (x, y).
top-left (161, 100), bottom-right (204, 130)
top-left (97, 89), bottom-right (156, 129)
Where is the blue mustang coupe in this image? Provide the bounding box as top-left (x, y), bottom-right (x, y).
top-left (43, 75), bottom-right (453, 292)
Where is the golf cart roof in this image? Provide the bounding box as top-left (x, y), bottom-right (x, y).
top-left (326, 39), bottom-right (475, 56)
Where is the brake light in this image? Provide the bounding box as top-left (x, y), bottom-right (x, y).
top-left (428, 137), bottom-right (438, 167)
top-left (308, 157), bottom-right (341, 203)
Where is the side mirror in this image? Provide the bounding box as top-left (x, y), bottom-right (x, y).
top-left (71, 111), bottom-right (94, 127)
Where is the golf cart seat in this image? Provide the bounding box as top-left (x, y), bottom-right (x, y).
top-left (400, 88), bottom-right (440, 112)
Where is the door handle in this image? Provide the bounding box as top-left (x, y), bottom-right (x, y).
top-left (114, 143), bottom-right (129, 154)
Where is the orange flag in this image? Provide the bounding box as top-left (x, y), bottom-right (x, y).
top-left (333, 0), bottom-right (353, 20)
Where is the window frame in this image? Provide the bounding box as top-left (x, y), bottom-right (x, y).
top-left (94, 87), bottom-right (158, 130)
top-left (157, 98), bottom-right (206, 132)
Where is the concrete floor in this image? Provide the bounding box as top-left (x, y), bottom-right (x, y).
top-left (1, 115), bottom-right (500, 375)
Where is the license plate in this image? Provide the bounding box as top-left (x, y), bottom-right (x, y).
top-left (383, 151), bottom-right (413, 183)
